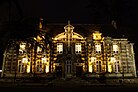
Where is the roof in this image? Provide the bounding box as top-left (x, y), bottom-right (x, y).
top-left (45, 23), bottom-right (121, 38)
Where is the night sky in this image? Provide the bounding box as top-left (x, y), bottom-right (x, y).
top-left (0, 0), bottom-right (138, 70)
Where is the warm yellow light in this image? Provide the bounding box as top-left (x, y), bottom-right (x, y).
top-left (108, 65), bottom-right (112, 72)
top-left (110, 57), bottom-right (116, 62)
top-left (20, 43), bottom-right (26, 50)
top-left (22, 58), bottom-right (28, 63)
top-left (113, 44), bottom-right (119, 52)
top-left (27, 62), bottom-right (30, 73)
top-left (93, 31), bottom-right (102, 40)
top-left (89, 63), bottom-right (92, 72)
top-left (95, 44), bottom-right (101, 52)
top-left (42, 57), bottom-right (47, 63)
top-left (39, 22), bottom-right (42, 29)
top-left (37, 46), bottom-right (42, 52)
top-left (33, 37), bottom-right (37, 41)
top-left (37, 35), bottom-right (42, 41)
top-left (45, 65), bottom-right (49, 73)
top-left (54, 38), bottom-right (58, 40)
top-left (91, 57), bottom-right (96, 62)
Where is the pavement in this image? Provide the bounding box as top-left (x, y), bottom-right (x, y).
top-left (0, 77), bottom-right (138, 92)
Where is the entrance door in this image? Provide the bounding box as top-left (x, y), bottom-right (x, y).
top-left (76, 66), bottom-right (83, 77)
top-left (55, 66), bottom-right (62, 77)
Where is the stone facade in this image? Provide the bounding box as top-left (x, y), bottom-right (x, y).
top-left (1, 20), bottom-right (137, 78)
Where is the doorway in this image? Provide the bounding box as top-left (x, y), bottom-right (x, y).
top-left (76, 66), bottom-right (83, 77)
top-left (55, 66), bottom-right (62, 77)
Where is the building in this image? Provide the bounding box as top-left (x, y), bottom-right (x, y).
top-left (1, 19), bottom-right (137, 79)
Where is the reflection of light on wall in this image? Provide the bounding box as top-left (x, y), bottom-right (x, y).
top-left (20, 43), bottom-right (26, 50)
top-left (89, 64), bottom-right (92, 73)
top-left (37, 46), bottom-right (42, 52)
top-left (93, 31), bottom-right (102, 40)
top-left (46, 65), bottom-right (49, 73)
top-left (91, 57), bottom-right (96, 62)
top-left (42, 58), bottom-right (47, 63)
top-left (19, 42), bottom-right (26, 52)
top-left (27, 62), bottom-right (30, 73)
top-left (108, 65), bottom-right (112, 72)
top-left (88, 57), bottom-right (96, 72)
top-left (22, 58), bottom-right (28, 63)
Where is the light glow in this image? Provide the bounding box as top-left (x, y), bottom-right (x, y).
top-left (95, 44), bottom-right (101, 52)
top-left (113, 44), bottom-right (118, 52)
top-left (22, 58), bottom-right (28, 63)
top-left (91, 57), bottom-right (96, 62)
top-left (75, 43), bottom-right (81, 54)
top-left (57, 43), bottom-right (63, 54)
top-left (42, 57), bottom-right (47, 63)
top-left (108, 65), bottom-right (112, 72)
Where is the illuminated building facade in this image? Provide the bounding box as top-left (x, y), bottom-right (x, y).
top-left (1, 20), bottom-right (137, 78)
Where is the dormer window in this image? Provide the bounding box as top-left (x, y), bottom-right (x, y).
top-left (57, 43), bottom-right (63, 54)
top-left (113, 44), bottom-right (119, 53)
top-left (75, 43), bottom-right (81, 54)
top-left (37, 46), bottom-right (42, 53)
top-left (95, 44), bottom-right (101, 53)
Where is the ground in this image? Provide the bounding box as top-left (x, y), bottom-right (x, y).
top-left (0, 77), bottom-right (138, 92)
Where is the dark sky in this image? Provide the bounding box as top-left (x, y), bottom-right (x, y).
top-left (0, 0), bottom-right (138, 69)
top-left (0, 0), bottom-right (137, 24)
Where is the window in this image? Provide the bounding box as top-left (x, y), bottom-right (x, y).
top-left (37, 46), bottom-right (42, 53)
top-left (42, 57), bottom-right (47, 63)
top-left (36, 61), bottom-right (43, 73)
top-left (113, 44), bottom-right (119, 53)
top-left (95, 44), bottom-right (101, 52)
top-left (89, 57), bottom-right (96, 73)
top-left (114, 61), bottom-right (119, 73)
top-left (18, 58), bottom-right (28, 73)
top-left (66, 60), bottom-right (71, 73)
top-left (96, 61), bottom-right (101, 73)
top-left (22, 58), bottom-right (28, 63)
top-left (75, 43), bottom-right (81, 54)
top-left (91, 57), bottom-right (96, 62)
top-left (57, 43), bottom-right (63, 54)
top-left (18, 61), bottom-right (24, 73)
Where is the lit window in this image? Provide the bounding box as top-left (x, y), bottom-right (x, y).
top-left (57, 43), bottom-right (63, 54)
top-left (75, 43), bottom-right (81, 54)
top-left (22, 58), bottom-right (28, 63)
top-left (108, 65), bottom-right (112, 73)
top-left (37, 46), bottom-right (42, 53)
top-left (91, 57), bottom-right (96, 62)
top-left (113, 44), bottom-right (118, 53)
top-left (42, 57), bottom-right (47, 63)
top-left (95, 44), bottom-right (101, 52)
top-left (110, 57), bottom-right (116, 62)
top-left (114, 61), bottom-right (119, 73)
